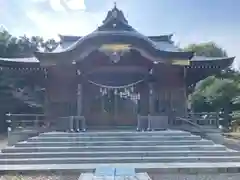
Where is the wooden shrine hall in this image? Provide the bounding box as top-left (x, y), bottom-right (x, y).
top-left (0, 5), bottom-right (234, 130)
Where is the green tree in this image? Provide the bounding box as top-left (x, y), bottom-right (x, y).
top-left (0, 30), bottom-right (58, 132)
top-left (186, 42), bottom-right (240, 126)
top-left (190, 76), bottom-right (240, 126)
top-left (184, 42), bottom-right (227, 57)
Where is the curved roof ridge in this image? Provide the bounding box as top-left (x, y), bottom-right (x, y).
top-left (35, 31), bottom-right (178, 55)
top-left (59, 34), bottom-right (174, 43)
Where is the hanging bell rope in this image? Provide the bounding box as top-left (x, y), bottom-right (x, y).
top-left (88, 78), bottom-right (145, 89)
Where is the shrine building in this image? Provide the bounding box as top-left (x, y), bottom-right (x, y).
top-left (0, 5), bottom-right (234, 129)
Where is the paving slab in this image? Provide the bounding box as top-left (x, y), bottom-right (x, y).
top-left (80, 173), bottom-right (148, 180)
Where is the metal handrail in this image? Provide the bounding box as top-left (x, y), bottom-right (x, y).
top-left (175, 117), bottom-right (207, 137)
top-left (6, 113), bottom-right (45, 124)
top-left (6, 113), bottom-right (47, 145)
top-left (186, 112), bottom-right (220, 127)
top-left (188, 112), bottom-right (218, 115)
top-left (6, 113), bottom-right (46, 128)
top-left (6, 113), bottom-right (45, 117)
top-left (176, 117), bottom-right (203, 128)
top-left (176, 116), bottom-right (224, 145)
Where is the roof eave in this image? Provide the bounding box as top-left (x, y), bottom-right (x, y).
top-left (189, 56), bottom-right (235, 68)
top-left (191, 56), bottom-right (235, 62)
top-left (148, 34), bottom-right (173, 42)
top-left (59, 34), bottom-right (82, 43)
top-left (0, 58), bottom-right (40, 68)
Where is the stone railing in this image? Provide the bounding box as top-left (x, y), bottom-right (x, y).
top-left (6, 113), bottom-right (87, 145)
top-left (6, 113), bottom-right (47, 145)
top-left (137, 115), bottom-right (168, 131)
top-left (57, 116), bottom-right (86, 132)
top-left (137, 112), bottom-right (220, 132)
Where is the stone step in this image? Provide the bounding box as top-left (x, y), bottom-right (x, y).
top-left (1, 162), bottom-right (240, 172)
top-left (1, 156), bottom-right (240, 165)
top-left (2, 145), bottom-right (227, 153)
top-left (39, 130), bottom-right (191, 137)
top-left (0, 151), bottom-right (239, 159)
top-left (15, 140), bottom-right (213, 147)
top-left (29, 135), bottom-right (201, 142)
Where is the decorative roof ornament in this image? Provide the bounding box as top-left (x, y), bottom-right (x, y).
top-left (99, 44), bottom-right (131, 63)
top-left (102, 2), bottom-right (128, 24)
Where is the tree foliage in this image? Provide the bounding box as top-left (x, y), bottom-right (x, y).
top-left (187, 42), bottom-right (240, 127)
top-left (184, 42), bottom-right (227, 57)
top-left (0, 30), bottom-right (58, 131)
top-left (190, 76), bottom-right (240, 111)
top-left (0, 31), bottom-right (58, 57)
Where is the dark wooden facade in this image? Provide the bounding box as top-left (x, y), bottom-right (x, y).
top-left (43, 50), bottom-right (187, 127)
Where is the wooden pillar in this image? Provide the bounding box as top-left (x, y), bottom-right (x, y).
top-left (149, 83), bottom-right (154, 115)
top-left (139, 83), bottom-right (149, 115)
top-left (77, 84), bottom-right (82, 116)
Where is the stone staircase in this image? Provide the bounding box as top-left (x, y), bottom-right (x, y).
top-left (1, 130), bottom-right (240, 172)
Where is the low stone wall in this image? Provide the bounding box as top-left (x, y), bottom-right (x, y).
top-left (7, 129), bottom-right (40, 146)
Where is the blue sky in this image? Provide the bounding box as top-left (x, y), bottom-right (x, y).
top-left (0, 0), bottom-right (239, 69)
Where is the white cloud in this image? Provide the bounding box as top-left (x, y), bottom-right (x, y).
top-left (49, 0), bottom-right (66, 11)
top-left (67, 0), bottom-right (86, 10)
top-left (25, 7), bottom-right (104, 39)
top-left (0, 0), bottom-right (109, 38)
top-left (49, 0), bottom-right (86, 11)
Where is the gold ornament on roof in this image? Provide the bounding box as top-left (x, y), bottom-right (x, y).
top-left (100, 44), bottom-right (131, 52)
